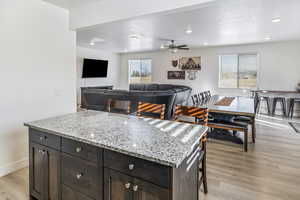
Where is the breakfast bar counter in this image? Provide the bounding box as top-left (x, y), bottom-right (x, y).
top-left (25, 111), bottom-right (208, 200)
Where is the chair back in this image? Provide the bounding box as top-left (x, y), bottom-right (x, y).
top-left (191, 94), bottom-right (199, 105)
top-left (174, 105), bottom-right (208, 125)
top-left (107, 99), bottom-right (131, 114)
top-left (137, 102), bottom-right (166, 120)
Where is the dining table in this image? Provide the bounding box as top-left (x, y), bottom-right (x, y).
top-left (192, 95), bottom-right (256, 146)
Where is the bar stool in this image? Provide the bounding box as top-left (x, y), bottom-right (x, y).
top-left (256, 96), bottom-right (271, 115)
top-left (289, 98), bottom-right (300, 118)
top-left (272, 97), bottom-right (287, 116)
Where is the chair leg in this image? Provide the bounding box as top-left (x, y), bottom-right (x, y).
top-left (252, 117), bottom-right (256, 143)
top-left (256, 101), bottom-right (261, 114)
top-left (290, 100), bottom-right (295, 118)
top-left (244, 129), bottom-right (248, 152)
top-left (281, 99), bottom-right (287, 117)
top-left (266, 98), bottom-right (271, 115)
top-left (272, 99), bottom-right (276, 116)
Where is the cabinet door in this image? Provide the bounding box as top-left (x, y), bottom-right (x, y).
top-left (29, 143), bottom-right (47, 200)
top-left (133, 178), bottom-right (169, 200)
top-left (104, 168), bottom-right (133, 200)
top-left (44, 147), bottom-right (61, 200)
top-left (29, 143), bottom-right (61, 200)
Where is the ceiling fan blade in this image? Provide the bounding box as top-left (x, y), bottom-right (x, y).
top-left (178, 47), bottom-right (190, 50)
top-left (176, 45), bottom-right (188, 48)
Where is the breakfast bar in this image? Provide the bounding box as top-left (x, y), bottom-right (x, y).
top-left (25, 110), bottom-right (208, 200)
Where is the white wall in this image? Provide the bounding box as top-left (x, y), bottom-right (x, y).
top-left (77, 47), bottom-right (121, 104)
top-left (120, 41), bottom-right (300, 96)
top-left (0, 0), bottom-right (76, 176)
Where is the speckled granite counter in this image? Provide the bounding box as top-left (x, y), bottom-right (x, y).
top-left (25, 110), bottom-right (207, 167)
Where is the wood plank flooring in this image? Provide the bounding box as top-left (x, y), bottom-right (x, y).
top-left (1, 115), bottom-right (300, 200)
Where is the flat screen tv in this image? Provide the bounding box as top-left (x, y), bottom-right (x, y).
top-left (82, 58), bottom-right (108, 78)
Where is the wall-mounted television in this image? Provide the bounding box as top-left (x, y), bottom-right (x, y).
top-left (82, 58), bottom-right (108, 78)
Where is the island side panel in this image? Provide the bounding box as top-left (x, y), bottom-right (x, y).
top-left (171, 144), bottom-right (200, 200)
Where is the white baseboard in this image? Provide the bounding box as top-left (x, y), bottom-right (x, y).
top-left (0, 158), bottom-right (28, 177)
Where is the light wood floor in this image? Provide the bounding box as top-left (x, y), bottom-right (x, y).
top-left (1, 115), bottom-right (300, 200)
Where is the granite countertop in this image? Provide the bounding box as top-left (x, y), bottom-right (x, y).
top-left (24, 111), bottom-right (208, 168)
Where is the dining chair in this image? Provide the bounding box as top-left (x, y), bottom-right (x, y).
top-left (174, 105), bottom-right (208, 194)
top-left (198, 93), bottom-right (204, 104)
top-left (137, 102), bottom-right (166, 120)
top-left (107, 99), bottom-right (131, 115)
top-left (191, 94), bottom-right (200, 105)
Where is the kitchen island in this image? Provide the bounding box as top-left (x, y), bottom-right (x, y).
top-left (25, 110), bottom-right (208, 200)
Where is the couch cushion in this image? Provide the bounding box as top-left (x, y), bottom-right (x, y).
top-left (144, 84), bottom-right (159, 91)
top-left (129, 84), bottom-right (145, 91)
top-left (157, 84), bottom-right (174, 91)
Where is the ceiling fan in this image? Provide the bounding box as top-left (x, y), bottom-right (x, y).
top-left (162, 40), bottom-right (189, 53)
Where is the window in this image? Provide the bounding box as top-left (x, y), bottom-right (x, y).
top-left (219, 54), bottom-right (258, 89)
top-left (128, 59), bottom-right (152, 84)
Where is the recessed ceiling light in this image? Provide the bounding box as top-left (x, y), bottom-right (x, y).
top-left (185, 29), bottom-right (193, 34)
top-left (185, 25), bottom-right (193, 34)
top-left (264, 36), bottom-right (272, 40)
top-left (89, 37), bottom-right (105, 46)
top-left (272, 18), bottom-right (281, 23)
top-left (129, 34), bottom-right (140, 39)
top-left (203, 42), bottom-right (208, 46)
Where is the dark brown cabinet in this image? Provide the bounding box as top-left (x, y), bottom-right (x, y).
top-left (28, 128), bottom-right (199, 200)
top-left (29, 142), bottom-right (61, 200)
top-left (104, 168), bottom-right (169, 200)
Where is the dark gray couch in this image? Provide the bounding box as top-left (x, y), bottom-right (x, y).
top-left (81, 84), bottom-right (192, 119)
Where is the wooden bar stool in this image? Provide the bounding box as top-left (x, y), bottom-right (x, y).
top-left (272, 97), bottom-right (287, 116)
top-left (137, 102), bottom-right (166, 120)
top-left (289, 98), bottom-right (300, 118)
top-left (174, 105), bottom-right (208, 194)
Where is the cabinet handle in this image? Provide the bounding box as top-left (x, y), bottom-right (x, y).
top-left (133, 185), bottom-right (138, 192)
top-left (125, 182), bottom-right (131, 189)
top-left (76, 173), bottom-right (83, 180)
top-left (128, 164), bottom-right (134, 170)
top-left (75, 147), bottom-right (82, 153)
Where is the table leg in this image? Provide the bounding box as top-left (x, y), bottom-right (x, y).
top-left (244, 129), bottom-right (248, 152)
top-left (252, 117), bottom-right (256, 143)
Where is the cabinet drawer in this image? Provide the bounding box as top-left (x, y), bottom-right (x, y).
top-left (62, 184), bottom-right (94, 200)
top-left (104, 150), bottom-right (170, 188)
top-left (61, 153), bottom-right (101, 199)
top-left (29, 128), bottom-right (61, 150)
top-left (62, 138), bottom-right (102, 163)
